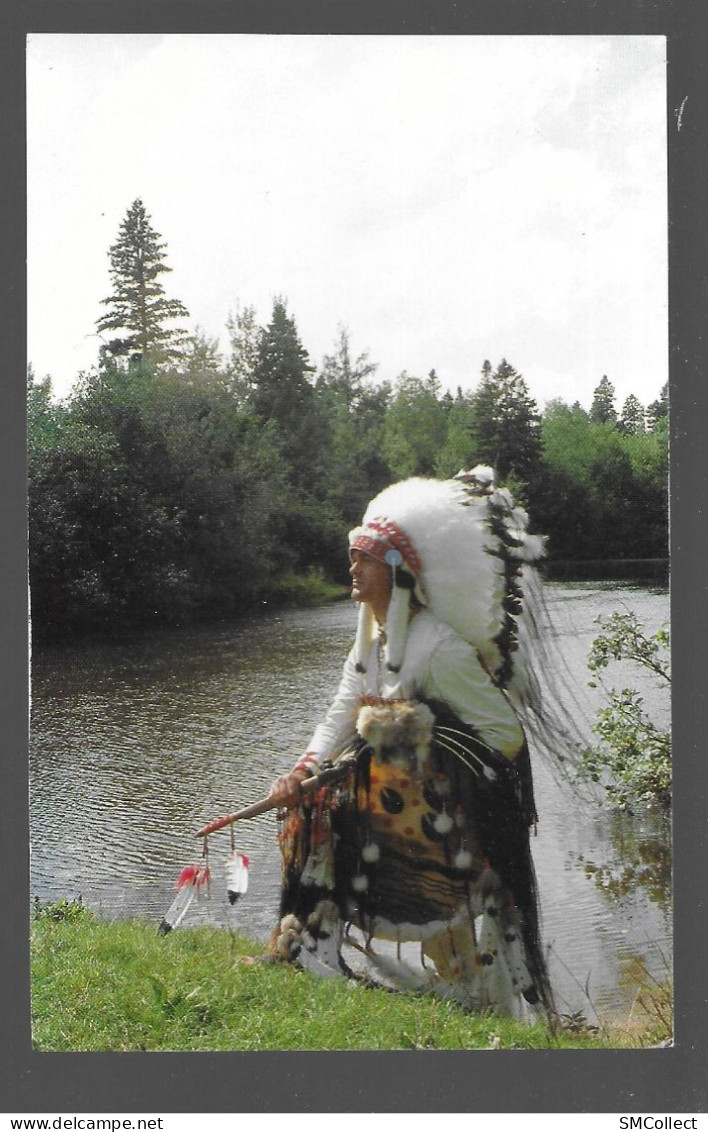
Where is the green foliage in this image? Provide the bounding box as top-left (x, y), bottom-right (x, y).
top-left (177, 326), bottom-right (224, 385)
top-left (646, 382), bottom-right (668, 432)
top-left (271, 489), bottom-right (349, 579)
top-left (315, 328), bottom-right (392, 529)
top-left (28, 361), bottom-right (291, 634)
top-left (434, 392), bottom-right (478, 478)
top-left (317, 324), bottom-right (378, 407)
top-left (534, 402), bottom-right (668, 561)
top-left (382, 371), bottom-right (447, 477)
top-left (250, 298), bottom-right (328, 491)
top-left (30, 201), bottom-right (670, 636)
top-left (33, 897), bottom-right (87, 923)
top-left (586, 611), bottom-right (670, 680)
top-left (268, 569), bottom-right (348, 605)
top-left (96, 199), bottom-right (190, 366)
top-left (29, 354), bottom-right (669, 636)
top-left (468, 358), bottom-right (541, 487)
top-left (225, 301), bottom-right (262, 403)
top-left (619, 393), bottom-right (646, 435)
top-left (578, 613), bottom-right (671, 812)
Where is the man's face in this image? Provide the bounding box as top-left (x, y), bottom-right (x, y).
top-left (349, 549), bottom-right (393, 612)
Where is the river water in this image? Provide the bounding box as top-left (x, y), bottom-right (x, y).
top-left (29, 581), bottom-right (671, 1023)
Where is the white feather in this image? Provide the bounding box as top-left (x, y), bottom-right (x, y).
top-left (225, 851), bottom-right (249, 903)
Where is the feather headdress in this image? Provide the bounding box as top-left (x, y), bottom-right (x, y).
top-left (348, 466), bottom-right (546, 697)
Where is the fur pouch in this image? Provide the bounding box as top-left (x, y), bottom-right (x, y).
top-left (356, 699), bottom-right (435, 775)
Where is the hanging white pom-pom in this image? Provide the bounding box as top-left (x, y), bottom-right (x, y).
top-left (454, 849), bottom-right (474, 870)
top-left (433, 811), bottom-right (454, 835)
top-left (453, 807), bottom-right (466, 828)
top-left (362, 841), bottom-right (380, 863)
top-left (352, 874), bottom-right (369, 893)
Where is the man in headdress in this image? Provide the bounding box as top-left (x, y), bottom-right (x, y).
top-left (267, 469), bottom-right (553, 1016)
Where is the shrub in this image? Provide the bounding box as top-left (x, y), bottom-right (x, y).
top-left (578, 613), bottom-right (671, 812)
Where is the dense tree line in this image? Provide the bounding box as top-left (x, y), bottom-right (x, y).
top-left (28, 200), bottom-right (668, 637)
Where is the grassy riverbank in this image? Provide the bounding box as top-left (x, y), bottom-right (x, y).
top-left (30, 904), bottom-right (669, 1051)
top-left (267, 569), bottom-right (349, 606)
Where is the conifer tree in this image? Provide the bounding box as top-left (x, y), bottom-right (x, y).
top-left (250, 298), bottom-right (327, 488)
top-left (96, 199), bottom-right (190, 366)
top-left (469, 358), bottom-right (541, 485)
top-left (646, 382), bottom-right (669, 432)
top-left (589, 375), bottom-right (618, 424)
top-left (618, 393), bottom-right (646, 435)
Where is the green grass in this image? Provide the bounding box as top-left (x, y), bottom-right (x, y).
top-left (30, 904), bottom-right (654, 1052)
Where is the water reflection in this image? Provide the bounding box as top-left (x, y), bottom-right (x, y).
top-left (29, 583), bottom-right (671, 1018)
top-left (573, 808), bottom-right (672, 914)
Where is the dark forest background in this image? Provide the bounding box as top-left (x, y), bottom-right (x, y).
top-left (28, 200), bottom-right (668, 639)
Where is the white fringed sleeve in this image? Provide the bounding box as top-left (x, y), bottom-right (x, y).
top-left (306, 611), bottom-right (524, 765)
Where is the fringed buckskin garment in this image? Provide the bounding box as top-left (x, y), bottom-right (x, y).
top-left (270, 618), bottom-right (552, 1018)
top-left (273, 699), bottom-right (551, 1016)
top-left (269, 470), bottom-right (562, 1020)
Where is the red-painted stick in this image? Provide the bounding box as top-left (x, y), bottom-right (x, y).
top-left (194, 756), bottom-right (357, 838)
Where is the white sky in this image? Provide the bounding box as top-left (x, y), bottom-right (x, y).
top-left (27, 34), bottom-right (668, 411)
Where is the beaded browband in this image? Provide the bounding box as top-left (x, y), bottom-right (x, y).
top-left (348, 517), bottom-right (421, 577)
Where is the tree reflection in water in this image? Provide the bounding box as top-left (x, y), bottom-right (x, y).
top-left (573, 806), bottom-right (671, 915)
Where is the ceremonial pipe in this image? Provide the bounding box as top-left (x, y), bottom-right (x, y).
top-left (195, 757), bottom-right (357, 838)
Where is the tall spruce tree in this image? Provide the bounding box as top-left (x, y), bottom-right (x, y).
top-left (469, 358), bottom-right (541, 486)
top-left (96, 199), bottom-right (190, 366)
top-left (250, 298), bottom-right (328, 488)
top-left (589, 375), bottom-right (618, 424)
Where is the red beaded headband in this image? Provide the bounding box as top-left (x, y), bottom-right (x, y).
top-left (349, 517), bottom-right (421, 576)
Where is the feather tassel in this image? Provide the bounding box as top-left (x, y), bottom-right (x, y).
top-left (225, 851), bottom-right (249, 905)
top-left (158, 865), bottom-right (210, 935)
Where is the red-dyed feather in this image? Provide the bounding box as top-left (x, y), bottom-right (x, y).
top-left (176, 865), bottom-right (210, 890)
top-left (158, 865), bottom-right (211, 934)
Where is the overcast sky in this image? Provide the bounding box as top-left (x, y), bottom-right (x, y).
top-left (27, 34), bottom-right (668, 411)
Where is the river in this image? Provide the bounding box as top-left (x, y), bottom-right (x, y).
top-left (29, 580), bottom-right (671, 1024)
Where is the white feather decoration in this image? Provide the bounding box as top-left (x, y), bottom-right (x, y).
top-left (351, 468), bottom-right (546, 691)
top-left (225, 851), bottom-right (249, 905)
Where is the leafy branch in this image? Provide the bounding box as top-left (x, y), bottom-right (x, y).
top-left (587, 611), bottom-right (670, 683)
top-left (578, 613), bottom-right (671, 812)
